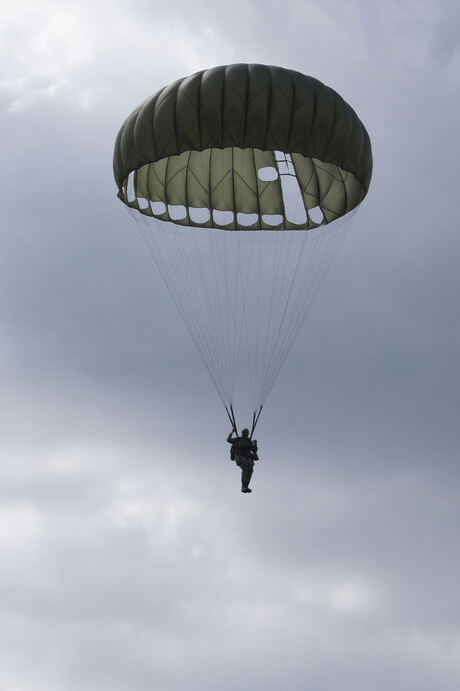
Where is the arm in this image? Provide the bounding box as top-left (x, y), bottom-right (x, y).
top-left (227, 430), bottom-right (237, 444)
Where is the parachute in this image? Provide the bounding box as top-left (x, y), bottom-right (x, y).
top-left (113, 64), bottom-right (372, 432)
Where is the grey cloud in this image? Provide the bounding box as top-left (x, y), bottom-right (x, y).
top-left (1, 1), bottom-right (460, 689)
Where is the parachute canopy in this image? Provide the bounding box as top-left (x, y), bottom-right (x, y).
top-left (114, 64), bottom-right (372, 230)
top-left (113, 65), bottom-right (372, 431)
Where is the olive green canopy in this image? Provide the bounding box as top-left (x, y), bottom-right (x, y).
top-left (114, 64), bottom-right (372, 230)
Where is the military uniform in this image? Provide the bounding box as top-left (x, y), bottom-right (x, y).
top-left (227, 432), bottom-right (258, 492)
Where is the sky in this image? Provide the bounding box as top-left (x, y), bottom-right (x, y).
top-left (1, 1), bottom-right (460, 689)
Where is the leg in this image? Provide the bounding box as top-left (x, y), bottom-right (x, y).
top-left (241, 460), bottom-right (254, 490)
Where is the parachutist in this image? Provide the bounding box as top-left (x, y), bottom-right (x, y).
top-left (115, 65), bottom-right (372, 454)
top-left (227, 428), bottom-right (259, 493)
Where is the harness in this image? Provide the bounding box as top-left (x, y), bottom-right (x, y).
top-left (231, 437), bottom-right (253, 459)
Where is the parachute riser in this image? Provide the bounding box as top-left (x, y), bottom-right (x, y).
top-left (225, 404), bottom-right (262, 438)
top-left (250, 405), bottom-right (263, 439)
top-left (225, 404), bottom-right (239, 436)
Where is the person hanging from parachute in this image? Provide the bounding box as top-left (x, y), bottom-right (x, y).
top-left (113, 64), bottom-right (372, 493)
top-left (227, 427), bottom-right (259, 493)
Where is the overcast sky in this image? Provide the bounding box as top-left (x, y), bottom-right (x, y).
top-left (1, 1), bottom-right (460, 689)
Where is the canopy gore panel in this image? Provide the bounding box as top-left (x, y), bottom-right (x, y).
top-left (114, 64), bottom-right (372, 231)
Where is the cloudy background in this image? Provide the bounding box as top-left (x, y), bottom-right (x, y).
top-left (1, 1), bottom-right (459, 689)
